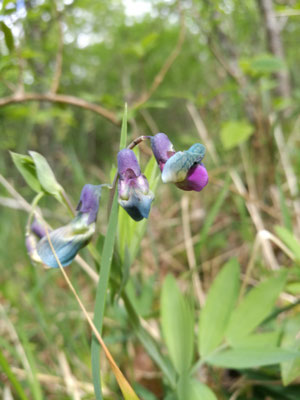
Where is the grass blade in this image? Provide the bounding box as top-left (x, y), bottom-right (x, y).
top-left (0, 348), bottom-right (29, 400)
top-left (91, 191), bottom-right (119, 399)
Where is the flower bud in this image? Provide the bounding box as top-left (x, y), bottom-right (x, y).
top-left (31, 184), bottom-right (102, 268)
top-left (117, 149), bottom-right (154, 221)
top-left (151, 134), bottom-right (208, 192)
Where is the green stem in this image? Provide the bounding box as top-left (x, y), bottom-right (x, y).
top-left (26, 192), bottom-right (44, 233)
top-left (190, 343), bottom-right (228, 375)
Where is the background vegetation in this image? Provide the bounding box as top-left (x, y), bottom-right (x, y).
top-left (1, 0), bottom-right (300, 399)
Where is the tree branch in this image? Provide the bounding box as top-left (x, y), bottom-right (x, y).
top-left (0, 92), bottom-right (119, 125)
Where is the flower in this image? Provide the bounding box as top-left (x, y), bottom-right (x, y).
top-left (151, 133), bottom-right (208, 192)
top-left (31, 184), bottom-right (102, 268)
top-left (117, 149), bottom-right (154, 221)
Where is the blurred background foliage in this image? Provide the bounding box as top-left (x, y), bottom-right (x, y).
top-left (1, 0), bottom-right (300, 399)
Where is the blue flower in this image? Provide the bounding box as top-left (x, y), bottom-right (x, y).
top-left (151, 133), bottom-right (208, 192)
top-left (29, 184), bottom-right (102, 268)
top-left (117, 149), bottom-right (154, 221)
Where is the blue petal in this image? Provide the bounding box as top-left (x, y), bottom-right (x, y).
top-left (162, 144), bottom-right (206, 184)
top-left (119, 191), bottom-right (154, 221)
top-left (36, 220), bottom-right (95, 268)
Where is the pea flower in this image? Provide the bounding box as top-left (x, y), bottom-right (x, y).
top-left (28, 184), bottom-right (102, 268)
top-left (151, 133), bottom-right (208, 192)
top-left (117, 149), bottom-right (154, 221)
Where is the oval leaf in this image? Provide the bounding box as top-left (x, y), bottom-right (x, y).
top-left (29, 151), bottom-right (63, 201)
top-left (207, 347), bottom-right (299, 369)
top-left (161, 275), bottom-right (194, 373)
top-left (177, 374), bottom-right (217, 400)
top-left (226, 271), bottom-right (287, 345)
top-left (10, 152), bottom-right (42, 193)
top-left (281, 315), bottom-right (300, 386)
top-left (220, 120), bottom-right (254, 150)
top-left (0, 21), bottom-right (14, 52)
top-left (199, 258), bottom-right (240, 358)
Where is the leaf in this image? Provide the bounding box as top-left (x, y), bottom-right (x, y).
top-left (207, 347), bottom-right (299, 369)
top-left (231, 331), bottom-right (280, 348)
top-left (281, 315), bottom-right (300, 386)
top-left (275, 226), bottom-right (300, 261)
top-left (0, 348), bottom-right (29, 400)
top-left (123, 292), bottom-right (176, 387)
top-left (220, 120), bottom-right (254, 150)
top-left (250, 54), bottom-right (285, 74)
top-left (198, 258), bottom-right (240, 358)
top-left (10, 152), bottom-right (42, 193)
top-left (0, 21), bottom-right (14, 52)
top-left (91, 191), bottom-right (119, 400)
top-left (226, 271), bottom-right (287, 345)
top-left (177, 374), bottom-right (217, 400)
top-left (29, 151), bottom-right (63, 202)
top-left (161, 275), bottom-right (194, 373)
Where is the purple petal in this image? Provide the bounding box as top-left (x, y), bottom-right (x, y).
top-left (76, 184), bottom-right (102, 224)
top-left (150, 133), bottom-right (175, 171)
top-left (26, 233), bottom-right (37, 255)
top-left (175, 164), bottom-right (209, 192)
top-left (117, 149), bottom-right (141, 179)
top-left (31, 219), bottom-right (46, 238)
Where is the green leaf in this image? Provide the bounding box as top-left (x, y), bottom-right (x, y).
top-left (28, 151), bottom-right (63, 202)
top-left (275, 226), bottom-right (300, 261)
top-left (177, 374), bottom-right (217, 400)
top-left (161, 275), bottom-right (194, 373)
top-left (220, 120), bottom-right (254, 150)
top-left (226, 271), bottom-right (287, 344)
top-left (0, 21), bottom-right (14, 52)
top-left (0, 348), bottom-right (29, 400)
top-left (281, 315), bottom-right (300, 386)
top-left (120, 103), bottom-right (127, 150)
top-left (231, 331), bottom-right (279, 348)
top-left (123, 292), bottom-right (176, 387)
top-left (207, 347), bottom-right (299, 369)
top-left (91, 191), bottom-right (119, 400)
top-left (250, 54), bottom-right (285, 74)
top-left (198, 258), bottom-right (240, 358)
top-left (10, 152), bottom-right (42, 193)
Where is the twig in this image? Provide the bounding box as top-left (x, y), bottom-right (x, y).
top-left (11, 366), bottom-right (96, 394)
top-left (272, 117), bottom-right (300, 235)
top-left (51, 8), bottom-right (64, 94)
top-left (239, 229), bottom-right (295, 301)
top-left (0, 304), bottom-right (35, 384)
top-left (58, 352), bottom-right (82, 400)
top-left (0, 93), bottom-right (119, 125)
top-left (132, 13), bottom-right (185, 109)
top-left (181, 196), bottom-right (205, 306)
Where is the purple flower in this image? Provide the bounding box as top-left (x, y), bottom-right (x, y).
top-left (151, 134), bottom-right (208, 192)
top-left (27, 184), bottom-right (103, 268)
top-left (76, 184), bottom-right (102, 224)
top-left (117, 149), bottom-right (154, 221)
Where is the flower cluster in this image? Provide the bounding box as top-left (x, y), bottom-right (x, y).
top-left (26, 134), bottom-right (208, 268)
